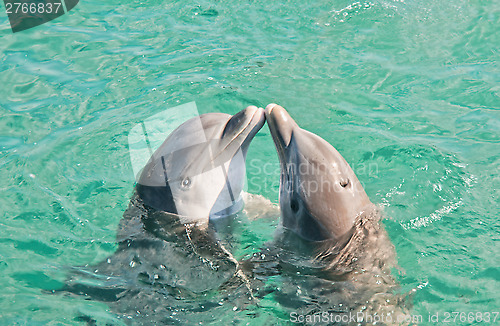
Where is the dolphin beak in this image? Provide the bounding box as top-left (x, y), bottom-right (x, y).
top-left (245, 105), bottom-right (266, 137)
top-left (222, 106), bottom-right (265, 139)
top-left (235, 106), bottom-right (266, 146)
top-left (265, 103), bottom-right (297, 151)
top-left (215, 105), bottom-right (265, 162)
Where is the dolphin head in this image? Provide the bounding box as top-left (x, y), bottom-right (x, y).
top-left (136, 106), bottom-right (265, 225)
top-left (265, 104), bottom-right (374, 241)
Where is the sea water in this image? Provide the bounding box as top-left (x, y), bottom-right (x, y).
top-left (0, 0), bottom-right (498, 324)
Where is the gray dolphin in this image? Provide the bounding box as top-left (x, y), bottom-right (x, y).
top-left (265, 103), bottom-right (376, 242)
top-left (60, 107), bottom-right (266, 324)
top-left (136, 105), bottom-right (266, 226)
top-left (262, 104), bottom-right (406, 319)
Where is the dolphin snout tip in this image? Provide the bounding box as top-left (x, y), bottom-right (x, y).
top-left (265, 103), bottom-right (278, 114)
top-left (244, 105), bottom-right (265, 118)
top-left (245, 106), bottom-right (266, 131)
top-left (264, 103), bottom-right (292, 125)
top-left (264, 103), bottom-right (296, 148)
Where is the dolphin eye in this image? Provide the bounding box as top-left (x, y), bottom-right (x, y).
top-left (290, 199), bottom-right (299, 213)
top-left (181, 177), bottom-right (192, 189)
top-left (340, 179), bottom-right (350, 188)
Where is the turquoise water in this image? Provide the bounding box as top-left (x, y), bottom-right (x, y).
top-left (1, 0), bottom-right (499, 324)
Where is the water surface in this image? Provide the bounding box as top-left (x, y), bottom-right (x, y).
top-left (0, 0), bottom-right (499, 324)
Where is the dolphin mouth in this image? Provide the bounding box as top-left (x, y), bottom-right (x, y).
top-left (235, 105), bottom-right (266, 144)
top-left (215, 106), bottom-right (265, 159)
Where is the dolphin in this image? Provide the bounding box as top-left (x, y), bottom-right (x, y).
top-left (111, 105), bottom-right (266, 294)
top-left (261, 104), bottom-right (406, 320)
top-left (135, 105), bottom-right (266, 226)
top-left (59, 106), bottom-right (266, 324)
top-left (264, 103), bottom-right (376, 242)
